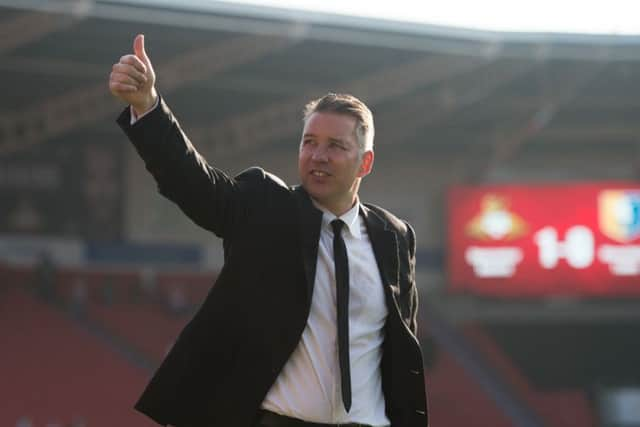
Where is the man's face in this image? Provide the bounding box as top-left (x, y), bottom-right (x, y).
top-left (298, 112), bottom-right (373, 215)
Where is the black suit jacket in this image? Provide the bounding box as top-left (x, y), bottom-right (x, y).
top-left (117, 98), bottom-right (428, 427)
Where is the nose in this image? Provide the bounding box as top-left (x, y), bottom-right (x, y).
top-left (311, 144), bottom-right (328, 162)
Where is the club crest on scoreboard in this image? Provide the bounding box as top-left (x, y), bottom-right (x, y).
top-left (465, 194), bottom-right (528, 241)
top-left (599, 190), bottom-right (640, 243)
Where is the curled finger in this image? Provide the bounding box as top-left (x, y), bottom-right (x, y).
top-left (119, 54), bottom-right (147, 74)
top-left (110, 70), bottom-right (145, 89)
top-left (111, 63), bottom-right (147, 85)
top-left (109, 80), bottom-right (139, 93)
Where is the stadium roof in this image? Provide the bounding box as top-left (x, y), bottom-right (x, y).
top-left (0, 0), bottom-right (639, 174)
top-left (234, 0), bottom-right (640, 36)
top-left (5, 0), bottom-right (640, 54)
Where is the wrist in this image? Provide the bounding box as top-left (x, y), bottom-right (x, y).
top-left (132, 88), bottom-right (158, 117)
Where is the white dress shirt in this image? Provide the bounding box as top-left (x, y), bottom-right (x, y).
top-left (262, 201), bottom-right (390, 426)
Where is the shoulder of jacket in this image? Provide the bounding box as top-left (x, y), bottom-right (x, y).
top-left (235, 167), bottom-right (289, 190)
top-left (363, 203), bottom-right (412, 234)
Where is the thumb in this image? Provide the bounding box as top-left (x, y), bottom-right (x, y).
top-left (133, 34), bottom-right (151, 66)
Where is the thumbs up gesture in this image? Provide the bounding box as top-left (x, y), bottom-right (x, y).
top-left (109, 34), bottom-right (158, 116)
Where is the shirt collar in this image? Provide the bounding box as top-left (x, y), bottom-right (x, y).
top-left (313, 199), bottom-right (362, 239)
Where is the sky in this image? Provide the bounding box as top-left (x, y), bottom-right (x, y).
top-left (222, 0), bottom-right (640, 35)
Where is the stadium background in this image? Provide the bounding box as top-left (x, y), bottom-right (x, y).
top-left (1, 1), bottom-right (640, 426)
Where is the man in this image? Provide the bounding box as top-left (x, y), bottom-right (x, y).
top-left (110, 34), bottom-right (428, 427)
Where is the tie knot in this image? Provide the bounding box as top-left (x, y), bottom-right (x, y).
top-left (331, 219), bottom-right (345, 235)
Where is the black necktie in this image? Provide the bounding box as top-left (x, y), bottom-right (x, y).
top-left (331, 219), bottom-right (351, 412)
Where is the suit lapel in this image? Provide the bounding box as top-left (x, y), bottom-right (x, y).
top-left (361, 205), bottom-right (399, 298)
top-left (293, 186), bottom-right (323, 305)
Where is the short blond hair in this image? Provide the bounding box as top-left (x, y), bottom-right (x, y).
top-left (303, 93), bottom-right (374, 153)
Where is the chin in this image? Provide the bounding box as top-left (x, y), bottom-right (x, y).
top-left (307, 191), bottom-right (327, 203)
top-left (305, 187), bottom-right (330, 205)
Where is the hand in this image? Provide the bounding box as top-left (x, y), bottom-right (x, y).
top-left (109, 34), bottom-right (158, 116)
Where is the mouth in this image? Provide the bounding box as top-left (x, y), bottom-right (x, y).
top-left (310, 169), bottom-right (331, 177)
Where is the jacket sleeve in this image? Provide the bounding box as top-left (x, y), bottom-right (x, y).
top-left (117, 97), bottom-right (259, 239)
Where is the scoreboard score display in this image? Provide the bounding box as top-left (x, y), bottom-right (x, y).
top-left (447, 182), bottom-right (640, 297)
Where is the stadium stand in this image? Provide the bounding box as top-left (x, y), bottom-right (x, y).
top-left (426, 340), bottom-right (514, 427)
top-left (2, 261), bottom-right (602, 426)
top-left (462, 324), bottom-right (596, 427)
top-left (88, 300), bottom-right (186, 364)
top-left (0, 283), bottom-right (156, 427)
top-left (54, 268), bottom-right (215, 364)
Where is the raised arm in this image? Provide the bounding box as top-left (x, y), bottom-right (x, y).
top-left (109, 35), bottom-right (257, 238)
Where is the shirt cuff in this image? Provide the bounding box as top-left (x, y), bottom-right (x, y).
top-left (130, 97), bottom-right (160, 125)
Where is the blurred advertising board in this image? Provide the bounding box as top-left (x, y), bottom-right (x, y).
top-left (0, 234), bottom-right (83, 267)
top-left (0, 142), bottom-right (123, 240)
top-left (448, 182), bottom-right (640, 297)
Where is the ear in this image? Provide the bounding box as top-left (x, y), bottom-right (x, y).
top-left (358, 150), bottom-right (374, 178)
